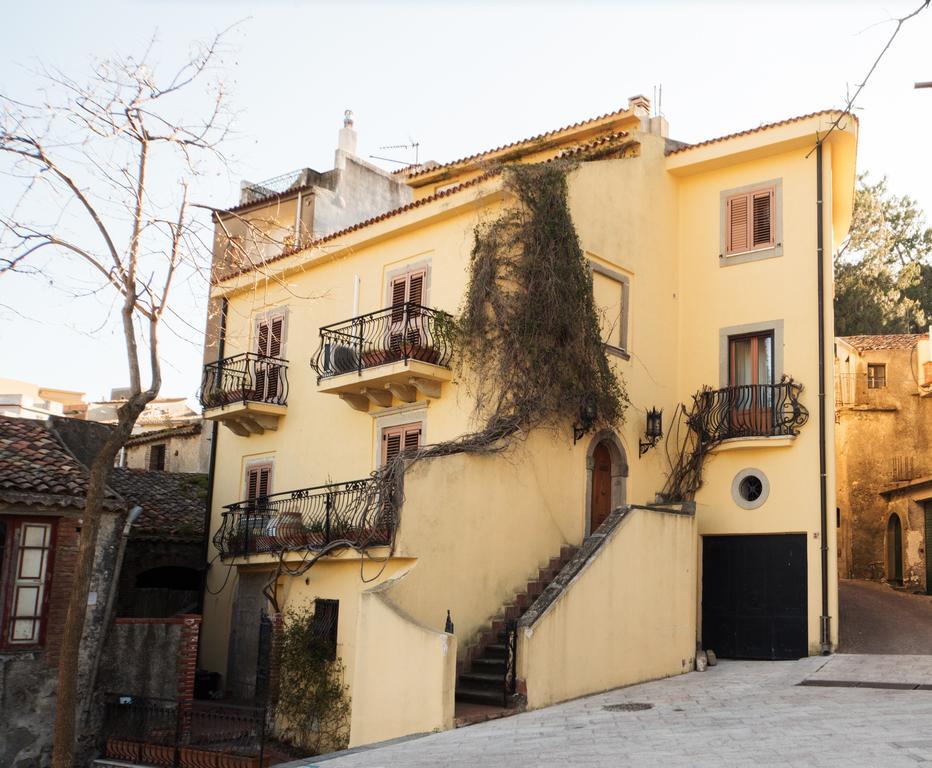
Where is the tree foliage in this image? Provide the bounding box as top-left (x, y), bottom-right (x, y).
top-left (276, 606), bottom-right (351, 755)
top-left (835, 175), bottom-right (932, 335)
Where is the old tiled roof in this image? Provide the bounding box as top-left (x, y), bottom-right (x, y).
top-left (0, 415), bottom-right (122, 509)
top-left (218, 130), bottom-right (636, 285)
top-left (398, 106), bottom-right (635, 180)
top-left (125, 422), bottom-right (201, 448)
top-left (109, 468), bottom-right (206, 541)
top-left (840, 334), bottom-right (927, 352)
top-left (665, 110), bottom-right (855, 156)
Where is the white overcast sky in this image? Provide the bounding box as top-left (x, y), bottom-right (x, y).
top-left (1, 1), bottom-right (930, 404)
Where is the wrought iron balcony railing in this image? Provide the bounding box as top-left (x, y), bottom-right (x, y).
top-left (688, 379), bottom-right (809, 443)
top-left (213, 476), bottom-right (393, 558)
top-left (311, 302), bottom-right (454, 382)
top-left (199, 353), bottom-right (289, 410)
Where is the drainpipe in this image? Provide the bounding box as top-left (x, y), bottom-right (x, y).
top-left (816, 141), bottom-right (831, 655)
top-left (198, 297), bottom-right (228, 612)
top-left (84, 504), bottom-right (144, 718)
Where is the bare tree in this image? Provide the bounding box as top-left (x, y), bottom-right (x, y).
top-left (0, 34), bottom-right (235, 767)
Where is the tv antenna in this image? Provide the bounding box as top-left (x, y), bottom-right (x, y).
top-left (370, 139), bottom-right (420, 167)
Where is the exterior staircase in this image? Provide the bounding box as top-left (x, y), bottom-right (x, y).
top-left (455, 544), bottom-right (579, 709)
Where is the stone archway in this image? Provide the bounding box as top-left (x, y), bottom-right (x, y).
top-left (585, 430), bottom-right (628, 536)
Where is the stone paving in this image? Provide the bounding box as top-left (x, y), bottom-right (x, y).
top-left (301, 655), bottom-right (932, 767)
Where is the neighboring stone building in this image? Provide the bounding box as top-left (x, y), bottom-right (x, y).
top-left (0, 378), bottom-right (86, 420)
top-left (835, 332), bottom-right (932, 590)
top-left (0, 415), bottom-right (124, 767)
top-left (107, 468), bottom-right (207, 618)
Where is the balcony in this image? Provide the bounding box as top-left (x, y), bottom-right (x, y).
top-left (199, 353), bottom-right (289, 436)
top-left (213, 476), bottom-right (392, 558)
top-left (689, 379), bottom-right (809, 447)
top-left (311, 303), bottom-right (454, 411)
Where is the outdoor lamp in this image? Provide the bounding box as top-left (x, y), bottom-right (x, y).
top-left (573, 394), bottom-right (599, 444)
top-left (639, 407), bottom-right (663, 457)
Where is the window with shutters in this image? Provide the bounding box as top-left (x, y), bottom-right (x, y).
top-left (245, 462), bottom-right (273, 501)
top-left (148, 443), bottom-right (166, 471)
top-left (254, 312), bottom-right (286, 402)
top-left (720, 180), bottom-right (782, 264)
top-left (867, 363), bottom-right (886, 389)
top-left (1, 518), bottom-right (56, 647)
top-left (386, 269), bottom-right (428, 358)
top-left (381, 422), bottom-right (422, 466)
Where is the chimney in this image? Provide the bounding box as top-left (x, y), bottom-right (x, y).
top-left (335, 109), bottom-right (357, 169)
top-left (627, 94), bottom-right (668, 138)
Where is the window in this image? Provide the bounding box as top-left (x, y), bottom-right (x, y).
top-left (720, 180), bottom-right (782, 264)
top-left (590, 263), bottom-right (630, 355)
top-left (387, 269), bottom-right (428, 358)
top-left (1, 518), bottom-right (56, 647)
top-left (731, 468), bottom-right (770, 510)
top-left (867, 363), bottom-right (886, 389)
top-left (245, 463), bottom-right (273, 502)
top-left (254, 312), bottom-right (286, 402)
top-left (728, 332), bottom-right (774, 388)
top-left (148, 443), bottom-right (166, 471)
top-left (388, 269), bottom-right (427, 311)
top-left (310, 598), bottom-right (339, 660)
top-left (381, 422), bottom-right (422, 466)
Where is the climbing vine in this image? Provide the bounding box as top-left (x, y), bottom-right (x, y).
top-left (275, 606), bottom-right (351, 755)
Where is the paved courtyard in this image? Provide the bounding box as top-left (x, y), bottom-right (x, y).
top-left (839, 579), bottom-right (932, 654)
top-left (299, 654), bottom-right (932, 768)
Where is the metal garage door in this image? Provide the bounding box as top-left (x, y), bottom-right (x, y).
top-left (702, 534), bottom-right (808, 660)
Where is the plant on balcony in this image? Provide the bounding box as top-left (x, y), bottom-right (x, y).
top-left (275, 606), bottom-right (350, 756)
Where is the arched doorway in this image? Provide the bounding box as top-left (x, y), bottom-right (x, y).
top-left (586, 431), bottom-right (628, 535)
top-left (887, 514), bottom-right (903, 585)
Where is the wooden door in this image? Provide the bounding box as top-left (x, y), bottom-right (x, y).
top-left (888, 514), bottom-right (903, 585)
top-left (388, 270), bottom-right (426, 360)
top-left (590, 441), bottom-right (612, 532)
top-left (254, 315), bottom-right (284, 402)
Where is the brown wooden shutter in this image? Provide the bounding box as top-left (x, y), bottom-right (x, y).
top-left (752, 189), bottom-right (774, 248)
top-left (255, 320), bottom-right (270, 356)
top-left (246, 464), bottom-right (272, 500)
top-left (382, 429), bottom-right (402, 466)
top-left (726, 194), bottom-right (749, 254)
top-left (268, 317), bottom-right (283, 358)
top-left (390, 277), bottom-right (408, 322)
top-left (403, 426), bottom-right (421, 453)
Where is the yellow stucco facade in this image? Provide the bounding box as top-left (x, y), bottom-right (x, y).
top-left (199, 104), bottom-right (857, 749)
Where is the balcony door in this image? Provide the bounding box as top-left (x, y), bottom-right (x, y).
top-left (729, 332), bottom-right (774, 435)
top-left (387, 270), bottom-right (426, 361)
top-left (254, 314), bottom-right (284, 402)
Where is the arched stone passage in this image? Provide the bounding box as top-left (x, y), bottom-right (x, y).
top-left (585, 430), bottom-right (628, 536)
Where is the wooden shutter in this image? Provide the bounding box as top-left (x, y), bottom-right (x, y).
top-left (8, 520), bottom-right (54, 645)
top-left (246, 464), bottom-right (272, 500)
top-left (752, 189), bottom-right (774, 248)
top-left (726, 194), bottom-right (749, 254)
top-left (390, 277), bottom-right (408, 322)
top-left (268, 317), bottom-right (283, 358)
top-left (148, 444), bottom-right (166, 471)
top-left (381, 422), bottom-right (422, 466)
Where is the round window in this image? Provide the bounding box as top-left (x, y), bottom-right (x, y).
top-left (731, 468), bottom-right (769, 510)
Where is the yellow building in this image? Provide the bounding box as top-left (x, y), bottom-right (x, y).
top-left (199, 100), bottom-right (857, 748)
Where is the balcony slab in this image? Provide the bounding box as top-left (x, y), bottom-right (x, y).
top-left (203, 400), bottom-right (287, 436)
top-left (319, 359), bottom-right (452, 411)
top-left (709, 435), bottom-right (796, 453)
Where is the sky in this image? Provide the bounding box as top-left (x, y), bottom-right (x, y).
top-left (1, 0), bottom-right (930, 405)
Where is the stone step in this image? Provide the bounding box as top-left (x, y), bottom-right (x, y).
top-left (459, 671), bottom-right (505, 688)
top-left (527, 579), bottom-right (544, 597)
top-left (483, 643), bottom-right (507, 658)
top-left (560, 545), bottom-right (578, 563)
top-left (455, 686), bottom-right (506, 706)
top-left (472, 657), bottom-right (507, 673)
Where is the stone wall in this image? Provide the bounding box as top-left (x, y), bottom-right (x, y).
top-left (836, 344), bottom-right (932, 589)
top-left (1, 510), bottom-right (121, 768)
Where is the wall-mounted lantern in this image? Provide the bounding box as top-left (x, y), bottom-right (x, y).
top-left (639, 407), bottom-right (663, 457)
top-left (573, 394), bottom-right (598, 444)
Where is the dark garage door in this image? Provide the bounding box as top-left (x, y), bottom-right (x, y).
top-left (702, 534), bottom-right (808, 660)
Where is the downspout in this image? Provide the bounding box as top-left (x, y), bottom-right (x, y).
top-left (84, 504), bottom-right (144, 718)
top-left (816, 141), bottom-right (831, 655)
top-left (198, 296), bottom-right (228, 612)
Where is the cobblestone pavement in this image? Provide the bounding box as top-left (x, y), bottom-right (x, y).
top-left (305, 655), bottom-right (932, 768)
top-left (839, 579), bottom-right (932, 654)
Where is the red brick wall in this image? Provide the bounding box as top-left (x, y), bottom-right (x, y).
top-left (44, 518), bottom-right (81, 667)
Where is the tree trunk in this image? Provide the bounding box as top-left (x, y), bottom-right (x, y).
top-left (51, 396), bottom-right (150, 768)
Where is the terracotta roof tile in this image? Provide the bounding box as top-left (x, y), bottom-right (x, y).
top-left (125, 422), bottom-right (201, 448)
top-left (839, 334), bottom-right (926, 352)
top-left (398, 106), bottom-right (634, 180)
top-left (109, 468), bottom-right (206, 540)
top-left (0, 415), bottom-right (120, 508)
top-left (665, 110), bottom-right (856, 156)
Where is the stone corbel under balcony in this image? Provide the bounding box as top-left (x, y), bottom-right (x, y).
top-left (203, 401), bottom-right (287, 436)
top-left (321, 359), bottom-right (453, 412)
